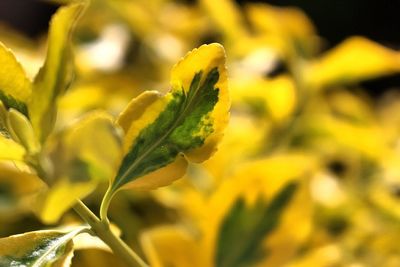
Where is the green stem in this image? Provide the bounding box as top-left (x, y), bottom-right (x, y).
top-left (73, 200), bottom-right (149, 267)
top-left (100, 185), bottom-right (116, 222)
top-left (29, 154), bottom-right (148, 267)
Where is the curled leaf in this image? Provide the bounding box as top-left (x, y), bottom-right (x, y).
top-left (29, 0), bottom-right (87, 142)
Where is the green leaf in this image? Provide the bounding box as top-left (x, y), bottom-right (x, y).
top-left (0, 227), bottom-right (86, 267)
top-left (215, 182), bottom-right (298, 267)
top-left (111, 43), bottom-right (229, 192)
top-left (0, 42), bottom-right (32, 116)
top-left (29, 1), bottom-right (87, 143)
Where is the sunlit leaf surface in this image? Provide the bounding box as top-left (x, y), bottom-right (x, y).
top-left (0, 42), bottom-right (31, 115)
top-left (29, 1), bottom-right (87, 142)
top-left (0, 228), bottom-right (85, 267)
top-left (111, 43), bottom-right (229, 191)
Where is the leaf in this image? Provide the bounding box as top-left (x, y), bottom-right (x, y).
top-left (36, 111), bottom-right (121, 224)
top-left (244, 3), bottom-right (317, 58)
top-left (0, 227), bottom-right (86, 267)
top-left (231, 75), bottom-right (297, 122)
top-left (140, 226), bottom-right (203, 267)
top-left (54, 111), bottom-right (121, 183)
top-left (111, 43), bottom-right (229, 191)
top-left (199, 0), bottom-right (249, 41)
top-left (0, 135), bottom-right (25, 161)
top-left (0, 163), bottom-right (44, 215)
top-left (35, 180), bottom-right (96, 225)
top-left (306, 37), bottom-right (400, 90)
top-left (215, 182), bottom-right (298, 267)
top-left (7, 108), bottom-right (40, 154)
top-left (29, 1), bottom-right (87, 143)
top-left (0, 42), bottom-right (32, 116)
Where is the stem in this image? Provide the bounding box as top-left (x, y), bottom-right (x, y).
top-left (28, 146), bottom-right (148, 267)
top-left (100, 185), bottom-right (115, 223)
top-left (73, 200), bottom-right (149, 267)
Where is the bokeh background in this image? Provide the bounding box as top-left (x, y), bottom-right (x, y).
top-left (2, 0), bottom-right (400, 98)
top-left (2, 1), bottom-right (400, 267)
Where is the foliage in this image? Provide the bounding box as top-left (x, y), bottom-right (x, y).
top-left (1, 0), bottom-right (400, 266)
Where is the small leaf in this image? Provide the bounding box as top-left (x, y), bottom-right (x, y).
top-left (231, 75), bottom-right (297, 122)
top-left (111, 43), bottom-right (229, 191)
top-left (140, 226), bottom-right (203, 267)
top-left (29, 1), bottom-right (87, 143)
top-left (244, 3), bottom-right (317, 58)
top-left (36, 111), bottom-right (121, 224)
top-left (0, 227), bottom-right (86, 267)
top-left (0, 163), bottom-right (44, 215)
top-left (215, 182), bottom-right (298, 267)
top-left (200, 0), bottom-right (249, 41)
top-left (7, 108), bottom-right (40, 154)
top-left (0, 42), bottom-right (31, 115)
top-left (0, 135), bottom-right (25, 161)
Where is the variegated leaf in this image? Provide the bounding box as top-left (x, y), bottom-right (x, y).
top-left (0, 42), bottom-right (31, 116)
top-left (0, 228), bottom-right (86, 267)
top-left (111, 43), bottom-right (229, 192)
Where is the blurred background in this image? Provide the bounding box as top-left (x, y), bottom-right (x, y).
top-left (2, 0), bottom-right (400, 266)
top-left (2, 0), bottom-right (400, 97)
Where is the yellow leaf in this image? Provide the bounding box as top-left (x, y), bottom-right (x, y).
top-left (0, 163), bottom-right (44, 215)
top-left (36, 111), bottom-right (121, 224)
top-left (199, 0), bottom-right (248, 41)
top-left (140, 226), bottom-right (203, 267)
top-left (30, 0), bottom-right (87, 142)
top-left (306, 37), bottom-right (400, 90)
top-left (231, 75), bottom-right (297, 122)
top-left (0, 42), bottom-right (32, 115)
top-left (244, 3), bottom-right (317, 58)
top-left (303, 112), bottom-right (385, 160)
top-left (0, 135), bottom-right (25, 161)
top-left (7, 108), bottom-right (40, 154)
top-left (35, 179), bottom-right (95, 224)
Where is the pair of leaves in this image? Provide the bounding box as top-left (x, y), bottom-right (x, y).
top-left (0, 0), bottom-right (91, 224)
top-left (0, 0), bottom-right (86, 149)
top-left (36, 42), bottom-right (228, 222)
top-left (40, 43), bottom-right (229, 223)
